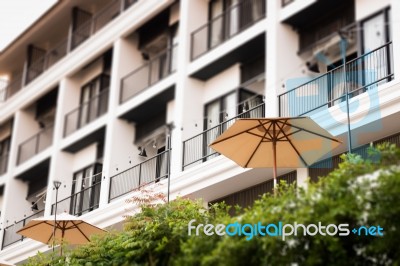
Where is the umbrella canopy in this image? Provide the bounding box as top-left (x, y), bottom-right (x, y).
top-left (16, 212), bottom-right (106, 245)
top-left (210, 117), bottom-right (341, 185)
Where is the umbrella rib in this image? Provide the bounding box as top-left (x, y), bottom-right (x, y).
top-left (46, 221), bottom-right (61, 245)
top-left (244, 130), bottom-right (268, 168)
top-left (46, 231), bottom-right (54, 245)
top-left (276, 122), bottom-right (309, 167)
top-left (210, 120), bottom-right (271, 145)
top-left (278, 129), bottom-right (301, 140)
top-left (16, 221), bottom-right (47, 233)
top-left (71, 221), bottom-right (91, 242)
top-left (64, 221), bottom-right (83, 230)
top-left (286, 122), bottom-right (341, 143)
top-left (247, 131), bottom-right (272, 141)
top-left (263, 120), bottom-right (274, 140)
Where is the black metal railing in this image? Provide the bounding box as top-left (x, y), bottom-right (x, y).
top-left (191, 0), bottom-right (266, 60)
top-left (1, 210), bottom-right (44, 249)
top-left (281, 0), bottom-right (295, 7)
top-left (182, 102), bottom-right (265, 171)
top-left (120, 45), bottom-right (178, 103)
top-left (278, 42), bottom-right (394, 117)
top-left (109, 149), bottom-right (171, 202)
top-left (0, 153), bottom-right (9, 176)
top-left (64, 89), bottom-right (109, 137)
top-left (17, 125), bottom-right (54, 165)
top-left (51, 175), bottom-right (102, 217)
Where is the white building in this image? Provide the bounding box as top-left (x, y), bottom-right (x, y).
top-left (0, 0), bottom-right (399, 263)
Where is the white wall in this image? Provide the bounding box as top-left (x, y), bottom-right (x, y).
top-left (203, 64), bottom-right (241, 104)
top-left (356, 0), bottom-right (390, 20)
top-left (76, 57), bottom-right (104, 86)
top-left (72, 143), bottom-right (97, 172)
top-left (266, 0), bottom-right (304, 116)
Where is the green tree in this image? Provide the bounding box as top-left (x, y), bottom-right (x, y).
top-left (25, 144), bottom-right (400, 265)
top-left (179, 144), bottom-right (400, 266)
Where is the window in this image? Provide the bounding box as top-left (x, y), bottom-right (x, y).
top-left (70, 163), bottom-right (102, 216)
top-left (208, 0), bottom-right (265, 48)
top-left (361, 8), bottom-right (391, 53)
top-left (203, 89), bottom-right (263, 161)
top-left (79, 74), bottom-right (110, 128)
top-left (0, 137), bottom-right (10, 175)
top-left (204, 89), bottom-right (262, 130)
top-left (360, 7), bottom-right (392, 87)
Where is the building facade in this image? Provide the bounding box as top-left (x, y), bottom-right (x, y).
top-left (0, 0), bottom-right (399, 263)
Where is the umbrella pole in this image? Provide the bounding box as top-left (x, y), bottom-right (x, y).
top-left (272, 140), bottom-right (277, 194)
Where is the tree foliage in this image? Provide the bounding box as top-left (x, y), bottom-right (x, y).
top-left (25, 144), bottom-right (400, 265)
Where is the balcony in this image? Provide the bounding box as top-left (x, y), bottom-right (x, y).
top-left (17, 125), bottom-right (54, 165)
top-left (0, 0), bottom-right (140, 103)
top-left (109, 149), bottom-right (171, 202)
top-left (1, 210), bottom-right (44, 249)
top-left (182, 98), bottom-right (265, 171)
top-left (25, 40), bottom-right (69, 85)
top-left (64, 89), bottom-right (109, 137)
top-left (70, 0), bottom-right (123, 50)
top-left (0, 153), bottom-right (9, 176)
top-left (278, 42), bottom-right (394, 117)
top-left (120, 45), bottom-right (178, 103)
top-left (191, 0), bottom-right (266, 60)
top-left (51, 173), bottom-right (102, 217)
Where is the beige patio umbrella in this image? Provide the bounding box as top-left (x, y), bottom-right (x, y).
top-left (17, 212), bottom-right (106, 254)
top-left (210, 117), bottom-right (341, 187)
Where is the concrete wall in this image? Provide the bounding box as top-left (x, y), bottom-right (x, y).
top-left (356, 0), bottom-right (390, 20)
